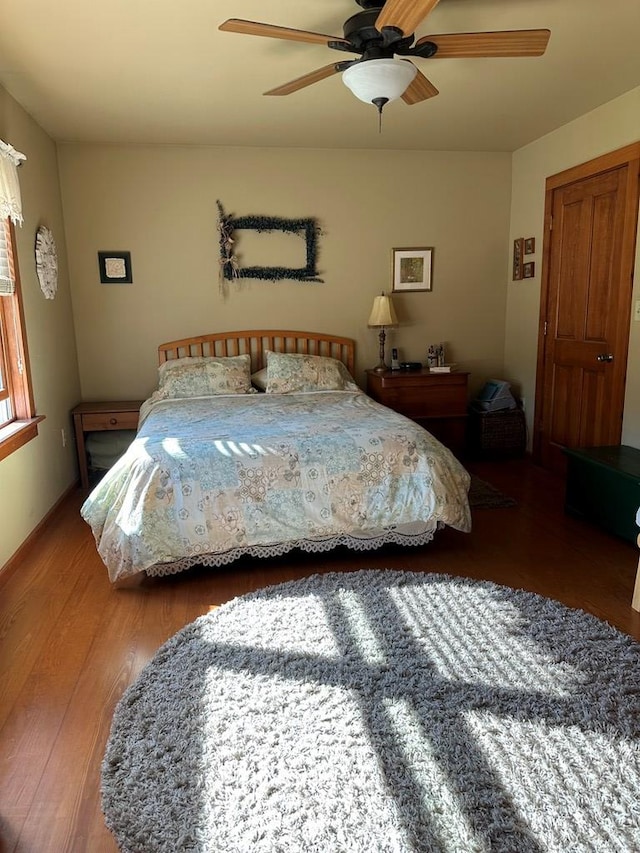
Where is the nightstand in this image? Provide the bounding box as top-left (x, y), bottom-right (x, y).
top-left (71, 400), bottom-right (143, 490)
top-left (366, 368), bottom-right (469, 453)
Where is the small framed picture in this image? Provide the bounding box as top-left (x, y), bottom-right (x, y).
top-left (98, 251), bottom-right (133, 284)
top-left (524, 237), bottom-right (535, 255)
top-left (513, 237), bottom-right (524, 281)
top-left (392, 247), bottom-right (433, 292)
top-left (523, 261), bottom-right (535, 278)
top-left (513, 238), bottom-right (524, 281)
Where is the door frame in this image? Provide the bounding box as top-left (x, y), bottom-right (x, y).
top-left (533, 141), bottom-right (640, 464)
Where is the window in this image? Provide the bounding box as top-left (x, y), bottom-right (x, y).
top-left (0, 217), bottom-right (16, 426)
top-left (0, 216), bottom-right (40, 460)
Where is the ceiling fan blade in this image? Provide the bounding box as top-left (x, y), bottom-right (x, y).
top-left (264, 63), bottom-right (341, 96)
top-left (417, 29), bottom-right (551, 58)
top-left (375, 0), bottom-right (441, 38)
top-left (402, 68), bottom-right (439, 104)
top-left (219, 19), bottom-right (349, 47)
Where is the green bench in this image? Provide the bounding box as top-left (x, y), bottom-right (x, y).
top-left (563, 445), bottom-right (640, 544)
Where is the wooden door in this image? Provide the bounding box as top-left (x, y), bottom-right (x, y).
top-left (533, 143), bottom-right (640, 473)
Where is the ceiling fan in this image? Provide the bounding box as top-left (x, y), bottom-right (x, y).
top-left (219, 0), bottom-right (550, 118)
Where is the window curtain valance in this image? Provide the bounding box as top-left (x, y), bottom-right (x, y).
top-left (0, 139), bottom-right (26, 226)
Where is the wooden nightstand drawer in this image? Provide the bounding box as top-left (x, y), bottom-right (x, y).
top-left (81, 411), bottom-right (140, 431)
top-left (382, 385), bottom-right (468, 418)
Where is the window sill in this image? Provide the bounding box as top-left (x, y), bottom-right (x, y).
top-left (0, 416), bottom-right (46, 462)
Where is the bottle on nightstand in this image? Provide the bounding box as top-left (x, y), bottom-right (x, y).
top-left (391, 348), bottom-right (400, 370)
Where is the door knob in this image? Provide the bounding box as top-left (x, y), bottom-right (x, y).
top-left (596, 353), bottom-right (614, 362)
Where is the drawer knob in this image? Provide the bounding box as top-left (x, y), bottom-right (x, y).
top-left (110, 417), bottom-right (117, 425)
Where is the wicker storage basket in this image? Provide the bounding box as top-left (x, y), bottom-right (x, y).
top-left (468, 407), bottom-right (526, 457)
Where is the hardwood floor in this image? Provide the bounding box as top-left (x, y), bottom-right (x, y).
top-left (1, 456), bottom-right (639, 852)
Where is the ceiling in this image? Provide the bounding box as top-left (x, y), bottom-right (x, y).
top-left (1, 0), bottom-right (639, 152)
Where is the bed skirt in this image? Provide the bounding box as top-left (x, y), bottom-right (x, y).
top-left (144, 520), bottom-right (441, 578)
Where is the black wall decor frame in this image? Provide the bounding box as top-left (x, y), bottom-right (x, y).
top-left (217, 201), bottom-right (323, 283)
top-left (98, 251), bottom-right (133, 284)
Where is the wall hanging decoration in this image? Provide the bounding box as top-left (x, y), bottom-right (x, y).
top-left (523, 261), bottom-right (535, 279)
top-left (524, 237), bottom-right (536, 255)
top-left (512, 237), bottom-right (524, 281)
top-left (34, 225), bottom-right (58, 299)
top-left (98, 251), bottom-right (133, 284)
top-left (217, 201), bottom-right (323, 283)
top-left (392, 247), bottom-right (433, 292)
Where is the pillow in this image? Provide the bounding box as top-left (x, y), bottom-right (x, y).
top-left (158, 354), bottom-right (252, 398)
top-left (265, 351), bottom-right (358, 394)
top-left (251, 367), bottom-right (268, 392)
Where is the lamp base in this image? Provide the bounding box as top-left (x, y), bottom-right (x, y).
top-left (372, 328), bottom-right (388, 374)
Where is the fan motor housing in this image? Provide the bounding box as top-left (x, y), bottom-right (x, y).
top-left (343, 9), bottom-right (414, 52)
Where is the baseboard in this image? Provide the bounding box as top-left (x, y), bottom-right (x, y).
top-left (0, 480), bottom-right (78, 586)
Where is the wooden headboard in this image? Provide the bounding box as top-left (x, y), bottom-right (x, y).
top-left (157, 330), bottom-right (356, 375)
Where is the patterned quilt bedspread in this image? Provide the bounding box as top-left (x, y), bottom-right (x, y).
top-left (81, 391), bottom-right (471, 581)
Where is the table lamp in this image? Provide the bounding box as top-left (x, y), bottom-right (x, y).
top-left (368, 292), bottom-right (398, 372)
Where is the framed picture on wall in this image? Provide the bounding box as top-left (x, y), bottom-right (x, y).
top-left (513, 238), bottom-right (524, 280)
top-left (98, 251), bottom-right (133, 284)
top-left (392, 247), bottom-right (433, 292)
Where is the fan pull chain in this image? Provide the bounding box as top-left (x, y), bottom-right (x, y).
top-left (372, 97), bottom-right (388, 133)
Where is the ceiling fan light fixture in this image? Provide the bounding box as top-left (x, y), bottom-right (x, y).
top-left (342, 58), bottom-right (417, 106)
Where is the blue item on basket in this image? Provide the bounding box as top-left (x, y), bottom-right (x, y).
top-left (472, 380), bottom-right (517, 413)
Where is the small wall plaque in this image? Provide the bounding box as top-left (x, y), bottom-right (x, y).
top-left (98, 251), bottom-right (132, 284)
top-left (512, 238), bottom-right (524, 281)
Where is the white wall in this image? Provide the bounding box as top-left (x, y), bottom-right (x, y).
top-left (505, 86), bottom-right (640, 448)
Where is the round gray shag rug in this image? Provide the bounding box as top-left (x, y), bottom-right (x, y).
top-left (102, 570), bottom-right (640, 853)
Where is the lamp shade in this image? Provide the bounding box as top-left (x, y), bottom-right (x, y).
top-left (368, 293), bottom-right (398, 328)
top-left (342, 59), bottom-right (417, 105)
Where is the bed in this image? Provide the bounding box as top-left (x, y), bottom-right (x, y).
top-left (81, 330), bottom-right (471, 583)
